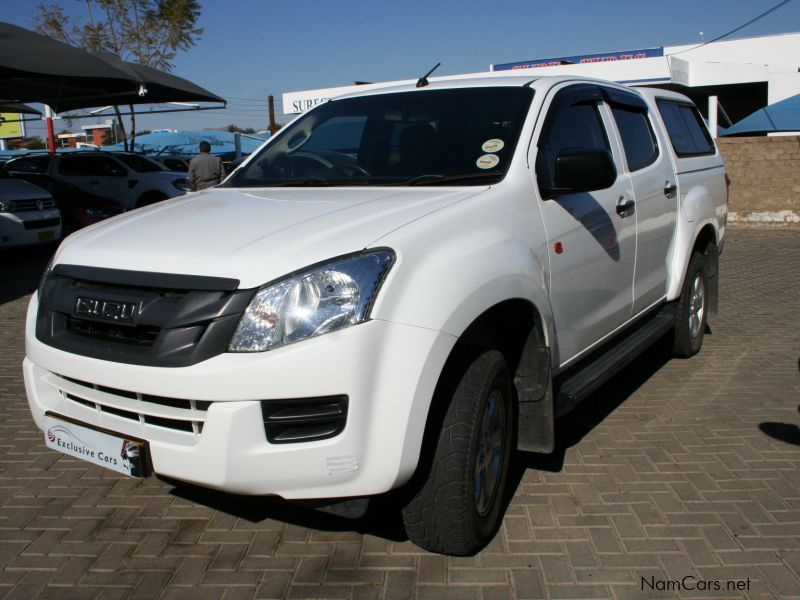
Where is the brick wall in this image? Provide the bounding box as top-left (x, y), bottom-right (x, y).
top-left (716, 136), bottom-right (800, 224)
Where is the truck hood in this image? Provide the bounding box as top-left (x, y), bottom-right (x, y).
top-left (0, 178), bottom-right (53, 201)
top-left (56, 186), bottom-right (486, 288)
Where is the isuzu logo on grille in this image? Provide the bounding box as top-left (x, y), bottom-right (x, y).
top-left (74, 297), bottom-right (138, 323)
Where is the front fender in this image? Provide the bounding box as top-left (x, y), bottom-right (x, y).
top-left (371, 191), bottom-right (553, 348)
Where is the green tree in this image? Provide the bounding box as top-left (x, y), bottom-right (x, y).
top-left (34, 0), bottom-right (203, 72)
top-left (227, 124), bottom-right (257, 134)
top-left (21, 136), bottom-right (47, 150)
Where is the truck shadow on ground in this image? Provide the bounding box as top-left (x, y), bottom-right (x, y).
top-left (508, 340), bottom-right (673, 477)
top-left (168, 482), bottom-right (411, 542)
top-left (0, 244), bottom-right (55, 305)
top-left (168, 341), bottom-right (675, 545)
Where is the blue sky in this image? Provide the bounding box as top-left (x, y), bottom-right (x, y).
top-left (3, 0), bottom-right (799, 136)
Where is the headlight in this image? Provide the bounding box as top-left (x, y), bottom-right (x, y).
top-left (37, 257), bottom-right (54, 300)
top-left (229, 250), bottom-right (395, 352)
top-left (85, 207), bottom-right (120, 218)
top-left (0, 199), bottom-right (10, 212)
top-left (172, 178), bottom-right (191, 191)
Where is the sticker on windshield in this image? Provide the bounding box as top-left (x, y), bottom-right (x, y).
top-left (476, 154), bottom-right (500, 170)
top-left (481, 139), bottom-right (505, 153)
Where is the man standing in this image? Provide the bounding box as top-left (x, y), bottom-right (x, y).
top-left (187, 141), bottom-right (224, 191)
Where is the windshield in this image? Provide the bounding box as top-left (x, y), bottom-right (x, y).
top-left (113, 153), bottom-right (166, 173)
top-left (225, 87), bottom-right (534, 187)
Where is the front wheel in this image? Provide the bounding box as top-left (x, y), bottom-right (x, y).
top-left (672, 251), bottom-right (709, 358)
top-left (401, 350), bottom-right (513, 555)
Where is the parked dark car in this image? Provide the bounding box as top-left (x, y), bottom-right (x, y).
top-left (11, 172), bottom-right (125, 234)
top-left (152, 156), bottom-right (191, 172)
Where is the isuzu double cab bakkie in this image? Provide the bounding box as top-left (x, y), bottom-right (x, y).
top-left (24, 75), bottom-right (727, 555)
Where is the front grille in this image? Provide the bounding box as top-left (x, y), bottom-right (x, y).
top-left (65, 316), bottom-right (160, 346)
top-left (9, 198), bottom-right (56, 212)
top-left (261, 396), bottom-right (348, 444)
top-left (53, 374), bottom-right (210, 436)
top-left (36, 265), bottom-right (253, 368)
top-left (23, 217), bottom-right (60, 230)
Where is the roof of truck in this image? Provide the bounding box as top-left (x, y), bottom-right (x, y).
top-left (332, 74), bottom-right (651, 102)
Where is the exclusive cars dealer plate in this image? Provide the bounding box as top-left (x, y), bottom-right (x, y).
top-left (44, 414), bottom-right (146, 478)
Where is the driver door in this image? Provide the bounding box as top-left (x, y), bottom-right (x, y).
top-left (532, 84), bottom-right (637, 366)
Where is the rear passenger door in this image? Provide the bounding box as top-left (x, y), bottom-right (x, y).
top-left (56, 155), bottom-right (132, 205)
top-left (606, 90), bottom-right (677, 314)
top-left (533, 84), bottom-right (637, 365)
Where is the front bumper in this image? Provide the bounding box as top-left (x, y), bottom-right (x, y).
top-left (0, 211), bottom-right (61, 246)
top-left (24, 295), bottom-right (455, 498)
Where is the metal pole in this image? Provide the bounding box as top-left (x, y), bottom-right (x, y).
top-left (44, 105), bottom-right (56, 153)
top-left (708, 96), bottom-right (718, 139)
top-left (129, 105), bottom-right (136, 152)
top-left (268, 95), bottom-right (277, 134)
top-left (114, 106), bottom-right (128, 152)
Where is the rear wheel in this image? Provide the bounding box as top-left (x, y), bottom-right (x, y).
top-left (401, 350), bottom-right (513, 555)
top-left (672, 251), bottom-right (708, 358)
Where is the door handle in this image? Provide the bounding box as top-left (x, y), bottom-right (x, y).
top-left (664, 182), bottom-right (677, 198)
top-left (616, 197), bottom-right (635, 217)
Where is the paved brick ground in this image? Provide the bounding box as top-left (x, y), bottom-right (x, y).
top-left (1, 229), bottom-right (798, 600)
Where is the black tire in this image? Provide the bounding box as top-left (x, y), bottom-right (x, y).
top-left (672, 251), bottom-right (709, 358)
top-left (401, 350), bottom-right (513, 555)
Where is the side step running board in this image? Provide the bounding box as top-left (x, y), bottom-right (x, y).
top-left (554, 310), bottom-right (675, 417)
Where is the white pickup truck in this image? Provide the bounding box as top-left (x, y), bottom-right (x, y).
top-left (24, 75), bottom-right (727, 555)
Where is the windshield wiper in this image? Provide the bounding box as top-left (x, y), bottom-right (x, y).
top-left (398, 173), bottom-right (499, 186)
top-left (272, 177), bottom-right (372, 187)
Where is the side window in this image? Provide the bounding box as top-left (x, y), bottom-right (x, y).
top-left (611, 106), bottom-right (658, 171)
top-left (301, 115), bottom-right (366, 157)
top-left (657, 100), bottom-right (715, 157)
top-left (7, 155), bottom-right (50, 173)
top-left (537, 100), bottom-right (610, 192)
top-left (59, 156), bottom-right (125, 176)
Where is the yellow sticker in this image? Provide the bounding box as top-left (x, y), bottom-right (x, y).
top-left (482, 139), bottom-right (505, 153)
top-left (476, 154), bottom-right (500, 170)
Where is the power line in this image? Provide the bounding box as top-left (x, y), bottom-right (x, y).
top-left (667, 0), bottom-right (793, 56)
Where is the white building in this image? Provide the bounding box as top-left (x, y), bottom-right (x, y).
top-left (282, 32), bottom-right (800, 136)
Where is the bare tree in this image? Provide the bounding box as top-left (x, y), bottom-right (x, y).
top-left (34, 0), bottom-right (203, 72)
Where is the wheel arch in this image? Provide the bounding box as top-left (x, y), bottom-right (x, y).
top-left (410, 299), bottom-right (554, 485)
top-left (667, 218), bottom-right (719, 306)
top-left (669, 222), bottom-right (719, 314)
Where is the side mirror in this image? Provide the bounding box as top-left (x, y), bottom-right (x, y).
top-left (541, 148), bottom-right (616, 199)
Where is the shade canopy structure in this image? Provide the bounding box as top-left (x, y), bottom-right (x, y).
top-left (84, 52), bottom-right (226, 109)
top-left (721, 94), bottom-right (800, 136)
top-left (0, 102), bottom-right (41, 116)
top-left (0, 22), bottom-right (224, 112)
top-left (102, 130), bottom-right (268, 160)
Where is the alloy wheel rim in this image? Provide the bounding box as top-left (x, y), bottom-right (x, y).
top-left (689, 273), bottom-right (705, 338)
top-left (474, 390), bottom-right (505, 516)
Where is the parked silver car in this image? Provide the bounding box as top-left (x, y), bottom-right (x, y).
top-left (4, 152), bottom-right (190, 209)
top-left (0, 166), bottom-right (61, 247)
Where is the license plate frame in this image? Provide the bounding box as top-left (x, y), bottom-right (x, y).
top-left (44, 412), bottom-right (149, 478)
